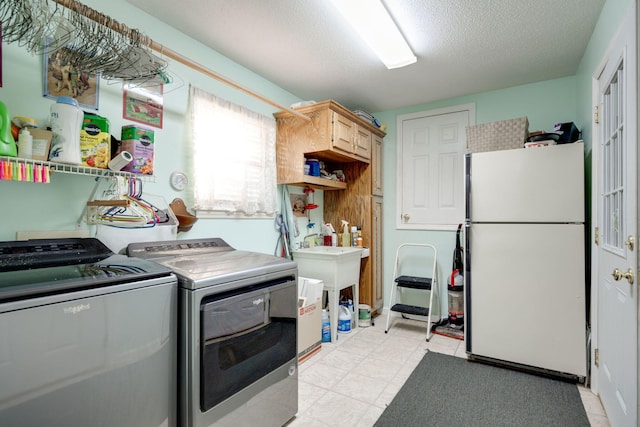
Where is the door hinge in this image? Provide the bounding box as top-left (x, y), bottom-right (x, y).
top-left (594, 226), bottom-right (600, 245)
top-left (594, 106), bottom-right (600, 124)
top-left (594, 348), bottom-right (599, 367)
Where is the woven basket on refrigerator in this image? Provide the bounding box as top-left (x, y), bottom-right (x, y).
top-left (466, 117), bottom-right (529, 153)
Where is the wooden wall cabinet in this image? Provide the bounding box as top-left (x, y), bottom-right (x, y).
top-left (275, 99), bottom-right (384, 313)
top-left (372, 134), bottom-right (383, 197)
top-left (371, 196), bottom-right (384, 311)
top-left (333, 112), bottom-right (372, 161)
top-left (274, 100), bottom-right (381, 190)
top-left (323, 154), bottom-right (384, 314)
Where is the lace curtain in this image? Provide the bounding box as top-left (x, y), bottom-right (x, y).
top-left (189, 86), bottom-right (277, 216)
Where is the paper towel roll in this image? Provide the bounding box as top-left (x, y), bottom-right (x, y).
top-left (108, 151), bottom-right (133, 171)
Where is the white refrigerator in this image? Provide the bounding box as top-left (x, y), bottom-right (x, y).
top-left (464, 142), bottom-right (587, 380)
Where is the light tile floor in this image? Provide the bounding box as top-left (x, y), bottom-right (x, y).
top-left (289, 314), bottom-right (610, 427)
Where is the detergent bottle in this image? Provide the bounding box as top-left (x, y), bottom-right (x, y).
top-left (337, 303), bottom-right (351, 333)
top-left (18, 128), bottom-right (33, 159)
top-left (0, 100), bottom-right (17, 157)
top-left (49, 96), bottom-right (83, 164)
top-left (341, 220), bottom-right (350, 247)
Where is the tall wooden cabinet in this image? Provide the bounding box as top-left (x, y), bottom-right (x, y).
top-left (274, 100), bottom-right (384, 314)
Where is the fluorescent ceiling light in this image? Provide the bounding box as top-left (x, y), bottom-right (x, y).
top-left (330, 0), bottom-right (416, 69)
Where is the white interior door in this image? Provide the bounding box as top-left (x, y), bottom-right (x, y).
top-left (396, 104), bottom-right (473, 230)
top-left (594, 5), bottom-right (637, 427)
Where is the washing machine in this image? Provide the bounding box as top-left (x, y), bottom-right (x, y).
top-left (0, 238), bottom-right (177, 427)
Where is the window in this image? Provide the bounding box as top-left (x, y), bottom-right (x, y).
top-left (190, 86), bottom-right (277, 217)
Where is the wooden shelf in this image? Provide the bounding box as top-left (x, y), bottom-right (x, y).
top-left (285, 175), bottom-right (347, 191)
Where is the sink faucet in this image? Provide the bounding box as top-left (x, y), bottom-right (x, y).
top-left (303, 233), bottom-right (318, 248)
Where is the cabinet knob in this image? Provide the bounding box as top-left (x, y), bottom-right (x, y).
top-left (402, 213), bottom-right (410, 222)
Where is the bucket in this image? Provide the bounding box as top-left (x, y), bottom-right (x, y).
top-left (305, 159), bottom-right (320, 176)
top-left (358, 304), bottom-right (371, 327)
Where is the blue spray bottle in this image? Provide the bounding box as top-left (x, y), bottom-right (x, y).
top-left (321, 309), bottom-right (331, 343)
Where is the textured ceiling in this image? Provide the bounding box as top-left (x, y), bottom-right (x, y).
top-left (126, 0), bottom-right (605, 113)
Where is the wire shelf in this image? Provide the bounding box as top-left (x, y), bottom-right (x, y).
top-left (0, 156), bottom-right (156, 183)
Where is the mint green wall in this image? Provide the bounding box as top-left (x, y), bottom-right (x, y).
top-left (373, 0), bottom-right (632, 316)
top-left (0, 1), bottom-right (631, 313)
top-left (0, 0), bottom-right (301, 254)
top-left (374, 76), bottom-right (578, 316)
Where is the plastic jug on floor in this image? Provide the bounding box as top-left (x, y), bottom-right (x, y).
top-left (338, 304), bottom-right (351, 333)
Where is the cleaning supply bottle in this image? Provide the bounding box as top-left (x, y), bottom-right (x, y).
top-left (323, 223), bottom-right (338, 247)
top-left (49, 96), bottom-right (83, 164)
top-left (351, 226), bottom-right (358, 246)
top-left (341, 220), bottom-right (351, 247)
top-left (18, 128), bottom-right (33, 159)
top-left (321, 309), bottom-right (331, 342)
top-left (0, 100), bottom-right (17, 157)
top-left (347, 299), bottom-right (355, 329)
top-left (338, 303), bottom-right (351, 333)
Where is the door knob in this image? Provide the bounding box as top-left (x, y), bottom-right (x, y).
top-left (612, 267), bottom-right (635, 285)
top-left (625, 235), bottom-right (634, 251)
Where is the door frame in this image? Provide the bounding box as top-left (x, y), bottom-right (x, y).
top-left (589, 0), bottom-right (639, 401)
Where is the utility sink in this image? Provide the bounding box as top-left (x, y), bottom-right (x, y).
top-left (293, 245), bottom-right (363, 343)
top-left (293, 246), bottom-right (363, 291)
top-left (294, 246), bottom-right (368, 258)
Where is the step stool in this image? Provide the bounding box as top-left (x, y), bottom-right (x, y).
top-left (385, 243), bottom-right (439, 341)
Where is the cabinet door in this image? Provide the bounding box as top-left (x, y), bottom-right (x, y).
top-left (372, 134), bottom-right (383, 196)
top-left (354, 126), bottom-right (372, 161)
top-left (372, 196), bottom-right (383, 312)
top-left (332, 112), bottom-right (357, 154)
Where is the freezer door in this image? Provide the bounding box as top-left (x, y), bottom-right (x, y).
top-left (468, 143), bottom-right (584, 223)
top-left (467, 223), bottom-right (586, 377)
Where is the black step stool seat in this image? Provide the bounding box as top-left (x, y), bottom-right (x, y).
top-left (390, 303), bottom-right (430, 317)
top-left (394, 275), bottom-right (432, 289)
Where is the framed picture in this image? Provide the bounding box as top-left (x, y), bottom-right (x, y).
top-left (290, 194), bottom-right (308, 217)
top-left (42, 39), bottom-right (100, 110)
top-left (123, 82), bottom-right (164, 128)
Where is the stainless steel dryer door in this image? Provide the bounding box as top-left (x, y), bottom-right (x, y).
top-left (200, 278), bottom-right (297, 411)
